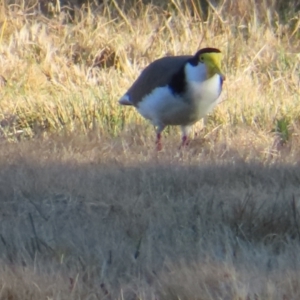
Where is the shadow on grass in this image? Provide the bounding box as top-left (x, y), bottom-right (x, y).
top-left (0, 149), bottom-right (300, 298)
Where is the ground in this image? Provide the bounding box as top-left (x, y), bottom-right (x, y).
top-left (0, 0), bottom-right (299, 299)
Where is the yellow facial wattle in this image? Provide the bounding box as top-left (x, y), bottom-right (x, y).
top-left (200, 52), bottom-right (225, 80)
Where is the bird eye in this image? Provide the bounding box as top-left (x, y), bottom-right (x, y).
top-left (199, 56), bottom-right (204, 62)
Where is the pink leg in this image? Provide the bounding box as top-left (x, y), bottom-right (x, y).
top-left (181, 135), bottom-right (189, 147)
top-left (156, 132), bottom-right (162, 151)
top-left (180, 126), bottom-right (191, 149)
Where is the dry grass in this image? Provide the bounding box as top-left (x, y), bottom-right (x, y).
top-left (0, 0), bottom-right (300, 299)
top-left (0, 0), bottom-right (299, 145)
top-left (1, 139), bottom-right (300, 299)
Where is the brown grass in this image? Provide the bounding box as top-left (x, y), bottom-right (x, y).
top-left (0, 0), bottom-right (300, 298)
top-left (0, 135), bottom-right (299, 299)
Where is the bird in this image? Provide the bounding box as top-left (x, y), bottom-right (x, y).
top-left (118, 47), bottom-right (225, 150)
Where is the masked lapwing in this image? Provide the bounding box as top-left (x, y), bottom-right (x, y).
top-left (119, 47), bottom-right (225, 150)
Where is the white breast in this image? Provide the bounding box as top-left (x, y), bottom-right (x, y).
top-left (185, 63), bottom-right (222, 119)
top-left (188, 74), bottom-right (222, 117)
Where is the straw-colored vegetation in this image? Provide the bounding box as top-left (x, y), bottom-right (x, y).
top-left (0, 0), bottom-right (299, 146)
top-left (0, 0), bottom-right (300, 299)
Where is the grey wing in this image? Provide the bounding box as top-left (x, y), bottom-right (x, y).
top-left (127, 55), bottom-right (192, 106)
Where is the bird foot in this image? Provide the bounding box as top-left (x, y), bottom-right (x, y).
top-left (156, 142), bottom-right (162, 151)
top-left (180, 136), bottom-right (189, 149)
top-left (156, 133), bottom-right (163, 151)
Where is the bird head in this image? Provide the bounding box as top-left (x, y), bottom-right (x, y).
top-left (197, 48), bottom-right (225, 81)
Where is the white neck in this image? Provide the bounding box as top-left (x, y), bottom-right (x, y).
top-left (184, 62), bottom-right (207, 83)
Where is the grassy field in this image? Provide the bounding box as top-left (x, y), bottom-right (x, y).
top-left (0, 0), bottom-right (300, 299)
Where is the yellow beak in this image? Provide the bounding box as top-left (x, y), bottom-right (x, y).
top-left (214, 64), bottom-right (226, 81)
top-left (206, 53), bottom-right (225, 81)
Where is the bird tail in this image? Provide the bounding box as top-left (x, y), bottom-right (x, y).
top-left (119, 94), bottom-right (133, 106)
